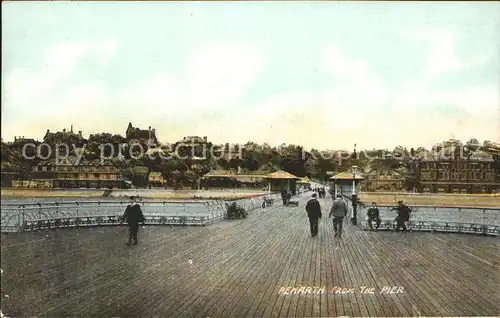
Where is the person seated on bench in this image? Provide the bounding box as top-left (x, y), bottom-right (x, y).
top-left (367, 202), bottom-right (381, 230)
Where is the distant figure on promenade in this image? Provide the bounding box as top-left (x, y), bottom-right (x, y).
top-left (305, 193), bottom-right (322, 237)
top-left (329, 194), bottom-right (348, 238)
top-left (281, 188), bottom-right (291, 205)
top-left (367, 202), bottom-right (381, 230)
top-left (319, 187), bottom-right (325, 198)
top-left (392, 200), bottom-right (412, 232)
top-left (329, 187), bottom-right (335, 199)
top-left (122, 197), bottom-right (146, 245)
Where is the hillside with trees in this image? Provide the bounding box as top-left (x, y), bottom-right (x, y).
top-left (1, 135), bottom-right (499, 189)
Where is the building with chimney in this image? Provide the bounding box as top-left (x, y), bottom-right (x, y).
top-left (28, 156), bottom-right (127, 189)
top-left (173, 136), bottom-right (211, 159)
top-left (125, 122), bottom-right (158, 146)
top-left (364, 169), bottom-right (404, 192)
top-left (11, 136), bottom-right (38, 149)
top-left (411, 150), bottom-right (500, 193)
top-left (43, 125), bottom-right (85, 145)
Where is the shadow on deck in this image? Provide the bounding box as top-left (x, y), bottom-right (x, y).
top-left (1, 194), bottom-right (499, 317)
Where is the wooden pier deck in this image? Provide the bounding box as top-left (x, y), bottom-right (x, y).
top-left (1, 195), bottom-right (499, 317)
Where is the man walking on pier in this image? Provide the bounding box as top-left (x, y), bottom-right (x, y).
top-left (306, 193), bottom-right (322, 237)
top-left (329, 194), bottom-right (348, 238)
top-left (122, 197), bottom-right (146, 245)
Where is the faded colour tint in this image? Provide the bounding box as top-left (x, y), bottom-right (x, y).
top-left (2, 2), bottom-right (499, 149)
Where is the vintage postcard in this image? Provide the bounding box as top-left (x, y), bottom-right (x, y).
top-left (1, 1), bottom-right (499, 317)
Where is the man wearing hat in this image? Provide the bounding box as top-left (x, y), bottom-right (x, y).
top-left (121, 197), bottom-right (146, 245)
top-left (329, 194), bottom-right (349, 238)
top-left (305, 193), bottom-right (322, 237)
top-left (367, 202), bottom-right (381, 230)
top-left (392, 200), bottom-right (412, 231)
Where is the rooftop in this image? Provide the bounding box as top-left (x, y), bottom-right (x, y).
top-left (126, 122), bottom-right (157, 141)
top-left (1, 196), bottom-right (498, 316)
top-left (330, 171), bottom-right (365, 180)
top-left (265, 169), bottom-right (300, 180)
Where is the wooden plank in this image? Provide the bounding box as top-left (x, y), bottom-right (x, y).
top-left (1, 193), bottom-right (499, 317)
top-left (244, 213), bottom-right (300, 317)
top-left (280, 217), bottom-right (311, 317)
top-left (206, 213), bottom-right (289, 317)
top-left (318, 211), bottom-right (329, 317)
top-left (266, 210), bottom-right (308, 317)
top-left (367, 232), bottom-right (449, 316)
top-left (342, 230), bottom-right (378, 317)
top-left (387, 233), bottom-right (486, 315)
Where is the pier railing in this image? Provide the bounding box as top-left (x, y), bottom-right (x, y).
top-left (356, 205), bottom-right (500, 236)
top-left (0, 194), bottom-right (281, 233)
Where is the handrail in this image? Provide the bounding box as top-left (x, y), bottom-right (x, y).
top-left (1, 193), bottom-right (281, 233)
top-left (0, 200), bottom-right (212, 207)
top-left (363, 204), bottom-right (499, 211)
top-left (355, 204), bottom-right (500, 236)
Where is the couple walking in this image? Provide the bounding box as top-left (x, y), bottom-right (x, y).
top-left (305, 193), bottom-right (348, 238)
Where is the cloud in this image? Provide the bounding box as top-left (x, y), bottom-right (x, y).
top-left (2, 34), bottom-right (497, 150)
top-left (422, 30), bottom-right (461, 79)
top-left (186, 43), bottom-right (262, 106)
top-left (239, 42), bottom-right (499, 149)
top-left (2, 41), bottom-right (264, 141)
top-left (1, 40), bottom-right (118, 138)
top-left (321, 46), bottom-right (390, 108)
top-left (119, 43), bottom-right (263, 115)
top-left (392, 28), bottom-right (499, 115)
top-left (401, 28), bottom-right (493, 80)
top-left (3, 39), bottom-right (117, 111)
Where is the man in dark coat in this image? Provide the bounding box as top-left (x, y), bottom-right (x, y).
top-left (367, 202), bottom-right (381, 230)
top-left (393, 200), bottom-right (411, 231)
top-left (305, 193), bottom-right (322, 237)
top-left (281, 188), bottom-right (288, 205)
top-left (122, 198), bottom-right (146, 245)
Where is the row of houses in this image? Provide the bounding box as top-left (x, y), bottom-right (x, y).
top-left (412, 150), bottom-right (500, 193)
top-left (2, 156), bottom-right (168, 189)
top-left (27, 157), bottom-right (127, 189)
top-left (361, 150), bottom-right (500, 193)
top-left (9, 123), bottom-right (243, 161)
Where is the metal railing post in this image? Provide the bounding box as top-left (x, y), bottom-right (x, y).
top-left (482, 209), bottom-right (486, 235)
top-left (18, 205), bottom-right (25, 232)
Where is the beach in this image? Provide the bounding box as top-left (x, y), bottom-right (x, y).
top-left (0, 188), bottom-right (269, 201)
top-left (358, 192), bottom-right (500, 208)
top-left (1, 188), bottom-right (499, 207)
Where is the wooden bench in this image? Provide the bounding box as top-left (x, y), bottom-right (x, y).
top-left (361, 219), bottom-right (498, 236)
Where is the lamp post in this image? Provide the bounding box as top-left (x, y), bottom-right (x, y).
top-left (333, 178), bottom-right (337, 198)
top-left (352, 165), bottom-right (358, 195)
top-left (351, 165), bottom-right (358, 225)
top-left (464, 146), bottom-right (472, 194)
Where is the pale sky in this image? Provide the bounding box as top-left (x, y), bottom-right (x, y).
top-left (2, 2), bottom-right (499, 150)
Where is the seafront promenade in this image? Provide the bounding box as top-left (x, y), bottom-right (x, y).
top-left (1, 193), bottom-right (499, 317)
top-left (0, 188), bottom-right (270, 200)
top-left (3, 187), bottom-right (500, 207)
